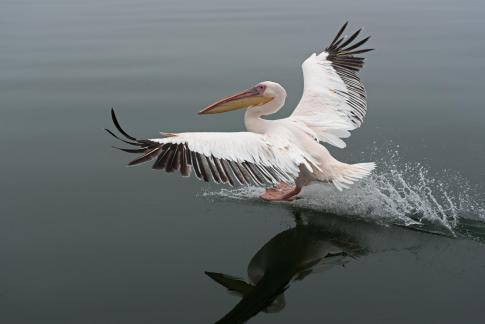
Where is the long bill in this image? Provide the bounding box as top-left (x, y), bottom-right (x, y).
top-left (199, 87), bottom-right (273, 115)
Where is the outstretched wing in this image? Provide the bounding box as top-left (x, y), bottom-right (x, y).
top-left (106, 109), bottom-right (316, 186)
top-left (291, 22), bottom-right (373, 148)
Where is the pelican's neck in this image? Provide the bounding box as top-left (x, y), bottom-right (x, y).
top-left (244, 95), bottom-right (285, 134)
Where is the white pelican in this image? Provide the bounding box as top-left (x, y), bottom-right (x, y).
top-left (107, 22), bottom-right (375, 201)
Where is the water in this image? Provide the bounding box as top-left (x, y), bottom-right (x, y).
top-left (2, 0), bottom-right (485, 323)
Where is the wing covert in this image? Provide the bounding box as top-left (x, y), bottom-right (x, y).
top-left (291, 22), bottom-right (373, 148)
top-left (106, 109), bottom-right (315, 186)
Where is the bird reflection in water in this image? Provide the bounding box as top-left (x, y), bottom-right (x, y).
top-left (206, 211), bottom-right (368, 324)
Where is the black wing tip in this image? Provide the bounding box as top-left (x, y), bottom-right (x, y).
top-left (109, 108), bottom-right (138, 141)
top-left (106, 108), bottom-right (163, 164)
top-left (339, 21), bottom-right (349, 33)
top-left (109, 108), bottom-right (118, 129)
top-left (105, 128), bottom-right (115, 137)
top-left (127, 146), bottom-right (162, 166)
top-left (106, 108), bottom-right (155, 146)
top-left (343, 48), bottom-right (374, 56)
top-left (112, 146), bottom-right (148, 154)
top-left (327, 22), bottom-right (372, 54)
top-left (329, 21), bottom-right (349, 47)
top-left (325, 22), bottom-right (373, 72)
top-left (127, 160), bottom-right (141, 166)
top-left (105, 127), bottom-right (142, 146)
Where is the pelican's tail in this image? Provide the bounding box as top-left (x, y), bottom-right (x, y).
top-left (331, 162), bottom-right (376, 191)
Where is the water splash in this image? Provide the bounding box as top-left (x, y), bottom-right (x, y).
top-left (205, 149), bottom-right (485, 238)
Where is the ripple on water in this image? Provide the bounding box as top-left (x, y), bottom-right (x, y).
top-left (204, 148), bottom-right (485, 240)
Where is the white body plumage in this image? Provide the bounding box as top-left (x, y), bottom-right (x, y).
top-left (107, 22), bottom-right (376, 195)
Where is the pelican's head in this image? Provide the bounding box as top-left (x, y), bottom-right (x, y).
top-left (199, 81), bottom-right (286, 115)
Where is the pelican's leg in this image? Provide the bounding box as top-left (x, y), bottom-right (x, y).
top-left (260, 182), bottom-right (301, 201)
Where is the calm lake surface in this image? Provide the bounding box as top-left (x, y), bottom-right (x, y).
top-left (2, 0), bottom-right (485, 323)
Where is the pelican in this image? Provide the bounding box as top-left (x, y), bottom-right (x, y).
top-left (106, 22), bottom-right (375, 201)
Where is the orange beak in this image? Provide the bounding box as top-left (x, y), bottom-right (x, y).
top-left (198, 87), bottom-right (273, 115)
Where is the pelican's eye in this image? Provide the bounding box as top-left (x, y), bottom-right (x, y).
top-left (256, 85), bottom-right (266, 93)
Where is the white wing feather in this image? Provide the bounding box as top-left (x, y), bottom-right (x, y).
top-left (151, 131), bottom-right (315, 180)
top-left (107, 109), bottom-right (318, 185)
top-left (291, 23), bottom-right (372, 148)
